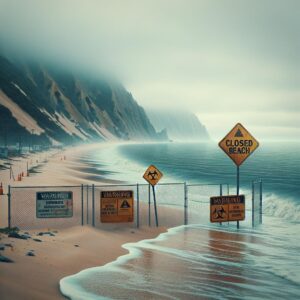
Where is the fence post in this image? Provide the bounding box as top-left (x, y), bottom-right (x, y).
top-left (86, 184), bottom-right (89, 224)
top-left (148, 184), bottom-right (151, 227)
top-left (137, 183), bottom-right (140, 228)
top-left (260, 179), bottom-right (263, 224)
top-left (8, 185), bottom-right (11, 229)
top-left (81, 184), bottom-right (84, 226)
top-left (252, 181), bottom-right (254, 228)
top-left (219, 184), bottom-right (223, 196)
top-left (184, 182), bottom-right (188, 225)
top-left (92, 184), bottom-right (95, 227)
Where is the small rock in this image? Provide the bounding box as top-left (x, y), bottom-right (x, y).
top-left (33, 238), bottom-right (42, 242)
top-left (38, 231), bottom-right (55, 237)
top-left (74, 244), bottom-right (79, 247)
top-left (0, 244), bottom-right (5, 251)
top-left (5, 243), bottom-right (13, 248)
top-left (131, 231), bottom-right (135, 234)
top-left (26, 251), bottom-right (35, 257)
top-left (8, 232), bottom-right (28, 240)
top-left (0, 254), bottom-right (14, 263)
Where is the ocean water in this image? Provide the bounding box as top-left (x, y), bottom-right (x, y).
top-left (60, 141), bottom-right (300, 299)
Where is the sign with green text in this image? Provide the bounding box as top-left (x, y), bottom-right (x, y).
top-left (36, 191), bottom-right (73, 218)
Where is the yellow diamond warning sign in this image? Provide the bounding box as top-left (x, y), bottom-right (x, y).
top-left (210, 195), bottom-right (245, 223)
top-left (219, 123), bottom-right (259, 166)
top-left (101, 190), bottom-right (134, 223)
top-left (143, 165), bottom-right (163, 186)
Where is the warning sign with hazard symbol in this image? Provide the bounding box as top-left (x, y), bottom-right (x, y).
top-left (210, 195), bottom-right (245, 223)
top-left (143, 165), bottom-right (163, 186)
top-left (101, 190), bottom-right (134, 223)
top-left (218, 123), bottom-right (259, 166)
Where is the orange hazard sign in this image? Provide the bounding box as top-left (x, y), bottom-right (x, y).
top-left (143, 165), bottom-right (163, 186)
top-left (101, 190), bottom-right (134, 223)
top-left (219, 123), bottom-right (259, 166)
top-left (210, 195), bottom-right (245, 223)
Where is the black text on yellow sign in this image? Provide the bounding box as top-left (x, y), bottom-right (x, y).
top-left (218, 123), bottom-right (259, 166)
top-left (101, 190), bottom-right (134, 223)
top-left (210, 195), bottom-right (245, 223)
top-left (143, 165), bottom-right (163, 186)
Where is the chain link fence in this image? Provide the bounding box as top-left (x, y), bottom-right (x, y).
top-left (186, 183), bottom-right (229, 225)
top-left (1, 181), bottom-right (262, 230)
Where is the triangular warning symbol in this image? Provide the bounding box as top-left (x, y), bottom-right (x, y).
top-left (120, 200), bottom-right (131, 208)
top-left (234, 129), bottom-right (243, 137)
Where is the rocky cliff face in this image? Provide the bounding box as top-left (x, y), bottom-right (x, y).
top-left (146, 109), bottom-right (210, 141)
top-left (0, 56), bottom-right (158, 146)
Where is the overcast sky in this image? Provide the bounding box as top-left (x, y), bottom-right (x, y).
top-left (0, 0), bottom-right (299, 140)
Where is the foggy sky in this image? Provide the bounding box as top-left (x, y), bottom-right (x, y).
top-left (0, 0), bottom-right (299, 140)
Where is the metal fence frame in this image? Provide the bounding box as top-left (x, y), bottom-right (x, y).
top-left (252, 179), bottom-right (263, 227)
top-left (2, 181), bottom-right (262, 230)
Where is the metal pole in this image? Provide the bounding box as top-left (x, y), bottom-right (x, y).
top-left (219, 184), bottom-right (223, 226)
top-left (92, 184), bottom-right (95, 227)
top-left (137, 183), bottom-right (140, 228)
top-left (184, 182), bottom-right (188, 225)
top-left (252, 181), bottom-right (254, 228)
top-left (8, 185), bottom-right (11, 229)
top-left (237, 166), bottom-right (240, 229)
top-left (148, 184), bottom-right (151, 227)
top-left (81, 184), bottom-right (84, 226)
top-left (86, 184), bottom-right (89, 224)
top-left (260, 179), bottom-right (263, 224)
top-left (152, 185), bottom-right (159, 227)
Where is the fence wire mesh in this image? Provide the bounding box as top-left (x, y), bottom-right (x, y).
top-left (186, 184), bottom-right (229, 225)
top-left (252, 180), bottom-right (263, 226)
top-left (9, 186), bottom-right (83, 230)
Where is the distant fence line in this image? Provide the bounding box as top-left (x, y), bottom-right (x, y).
top-left (0, 181), bottom-right (262, 230)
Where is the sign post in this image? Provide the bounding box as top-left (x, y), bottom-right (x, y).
top-left (143, 165), bottom-right (163, 227)
top-left (218, 123), bottom-right (259, 228)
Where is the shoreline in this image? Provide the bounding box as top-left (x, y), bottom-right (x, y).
top-left (0, 142), bottom-right (167, 300)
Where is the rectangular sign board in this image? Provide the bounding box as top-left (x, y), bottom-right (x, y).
top-left (36, 191), bottom-right (73, 218)
top-left (210, 195), bottom-right (245, 223)
top-left (101, 190), bottom-right (134, 223)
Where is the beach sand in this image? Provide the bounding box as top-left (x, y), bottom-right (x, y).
top-left (0, 226), bottom-right (165, 300)
top-left (0, 143), bottom-right (169, 299)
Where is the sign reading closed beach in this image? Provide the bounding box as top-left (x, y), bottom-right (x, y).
top-left (218, 123), bottom-right (259, 166)
top-left (101, 190), bottom-right (134, 223)
top-left (36, 191), bottom-right (73, 218)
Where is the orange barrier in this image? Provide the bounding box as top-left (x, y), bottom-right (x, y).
top-left (0, 182), bottom-right (3, 195)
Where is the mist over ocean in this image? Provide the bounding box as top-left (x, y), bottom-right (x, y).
top-left (60, 141), bottom-right (300, 299)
